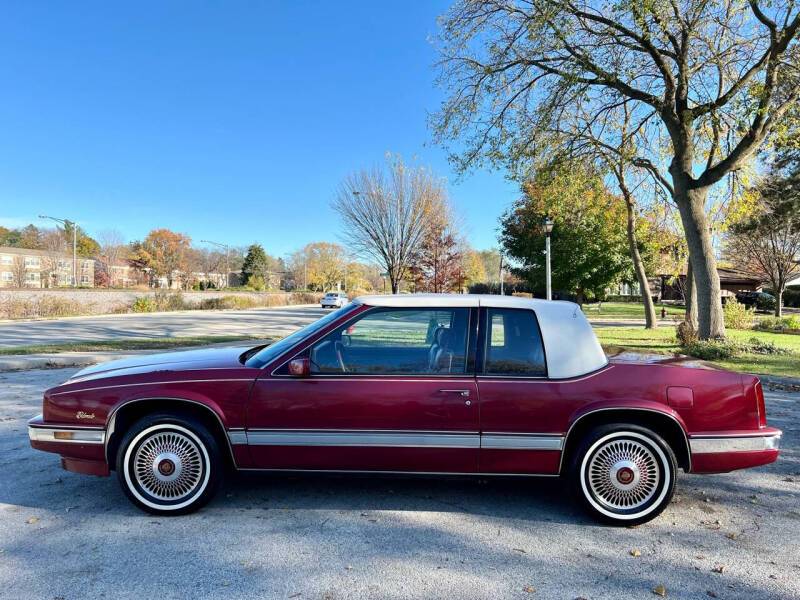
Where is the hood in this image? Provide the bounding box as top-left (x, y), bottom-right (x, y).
top-left (67, 344), bottom-right (259, 383)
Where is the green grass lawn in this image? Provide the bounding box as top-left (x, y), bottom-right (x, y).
top-left (0, 335), bottom-right (268, 356)
top-left (582, 302), bottom-right (685, 320)
top-left (595, 326), bottom-right (800, 378)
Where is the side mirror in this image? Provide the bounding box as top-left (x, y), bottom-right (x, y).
top-left (288, 357), bottom-right (310, 378)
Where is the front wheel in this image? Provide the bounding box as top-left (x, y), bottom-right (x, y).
top-left (569, 424), bottom-right (676, 526)
top-left (116, 413), bottom-right (223, 515)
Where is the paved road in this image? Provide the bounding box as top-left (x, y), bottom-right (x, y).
top-left (0, 306), bottom-right (328, 347)
top-left (1, 369), bottom-right (798, 599)
top-left (0, 304), bottom-right (668, 350)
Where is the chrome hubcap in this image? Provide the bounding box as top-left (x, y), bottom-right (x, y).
top-left (133, 431), bottom-right (203, 501)
top-left (588, 438), bottom-right (660, 511)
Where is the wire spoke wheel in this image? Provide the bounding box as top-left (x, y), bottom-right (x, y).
top-left (587, 437), bottom-right (661, 511)
top-left (575, 427), bottom-right (676, 525)
top-left (132, 430), bottom-right (205, 502)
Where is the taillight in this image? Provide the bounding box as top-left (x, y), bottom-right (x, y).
top-left (755, 380), bottom-right (767, 427)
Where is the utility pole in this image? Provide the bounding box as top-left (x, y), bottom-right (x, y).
top-left (39, 215), bottom-right (77, 287)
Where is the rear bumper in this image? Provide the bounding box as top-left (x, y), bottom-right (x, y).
top-left (28, 414), bottom-right (110, 476)
top-left (689, 429), bottom-right (781, 473)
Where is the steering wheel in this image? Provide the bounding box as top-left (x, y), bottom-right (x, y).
top-left (334, 340), bottom-right (348, 373)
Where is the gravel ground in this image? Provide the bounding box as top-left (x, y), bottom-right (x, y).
top-left (1, 368), bottom-right (798, 600)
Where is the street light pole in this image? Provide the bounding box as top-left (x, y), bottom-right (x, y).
top-left (542, 216), bottom-right (554, 300)
top-left (499, 254), bottom-right (504, 296)
top-left (545, 235), bottom-right (551, 300)
top-left (39, 215), bottom-right (77, 287)
top-left (201, 240), bottom-right (230, 288)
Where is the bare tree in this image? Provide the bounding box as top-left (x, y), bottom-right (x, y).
top-left (433, 0), bottom-right (800, 338)
top-left (97, 229), bottom-right (126, 287)
top-left (332, 156), bottom-right (448, 294)
top-left (10, 256), bottom-right (28, 289)
top-left (726, 177), bottom-right (800, 316)
top-left (39, 229), bottom-right (66, 288)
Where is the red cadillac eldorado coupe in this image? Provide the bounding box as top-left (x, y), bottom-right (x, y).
top-left (28, 295), bottom-right (781, 524)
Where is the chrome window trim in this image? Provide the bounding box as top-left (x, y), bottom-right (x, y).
top-left (270, 305), bottom-right (473, 378)
top-left (29, 426), bottom-right (105, 444)
top-left (689, 433), bottom-right (781, 454)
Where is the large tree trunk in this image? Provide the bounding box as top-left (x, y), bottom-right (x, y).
top-left (622, 192), bottom-right (657, 329)
top-left (685, 261), bottom-right (698, 330)
top-left (776, 286), bottom-right (783, 318)
top-left (672, 183), bottom-right (725, 339)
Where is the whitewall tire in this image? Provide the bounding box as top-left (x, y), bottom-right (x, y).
top-left (570, 425), bottom-right (676, 525)
top-left (116, 414), bottom-right (223, 515)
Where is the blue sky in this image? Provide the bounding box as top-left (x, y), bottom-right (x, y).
top-left (0, 1), bottom-right (518, 257)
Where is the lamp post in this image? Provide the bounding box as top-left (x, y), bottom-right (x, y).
top-left (543, 216), bottom-right (554, 300)
top-left (39, 215), bottom-right (77, 287)
top-left (201, 240), bottom-right (230, 288)
top-left (499, 254), bottom-right (504, 296)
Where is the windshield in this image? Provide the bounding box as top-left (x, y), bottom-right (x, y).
top-left (244, 303), bottom-right (359, 368)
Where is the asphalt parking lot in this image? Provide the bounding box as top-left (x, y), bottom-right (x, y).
top-left (1, 368), bottom-right (798, 600)
top-left (0, 306), bottom-right (327, 348)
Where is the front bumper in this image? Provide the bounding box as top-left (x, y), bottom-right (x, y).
top-left (689, 429), bottom-right (781, 473)
top-left (28, 414), bottom-right (110, 476)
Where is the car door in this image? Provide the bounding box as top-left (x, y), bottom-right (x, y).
top-left (246, 306), bottom-right (479, 473)
top-left (476, 306), bottom-right (565, 474)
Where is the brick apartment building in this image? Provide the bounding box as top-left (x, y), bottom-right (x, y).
top-left (0, 246), bottom-right (95, 288)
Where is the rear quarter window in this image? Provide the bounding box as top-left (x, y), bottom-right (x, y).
top-left (483, 308), bottom-right (546, 376)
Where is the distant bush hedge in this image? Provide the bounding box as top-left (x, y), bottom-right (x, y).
top-left (682, 336), bottom-right (793, 361)
top-left (754, 315), bottom-right (800, 333)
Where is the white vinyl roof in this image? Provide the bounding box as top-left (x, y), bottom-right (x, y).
top-left (354, 294), bottom-right (608, 379)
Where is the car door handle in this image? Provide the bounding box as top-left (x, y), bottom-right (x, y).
top-left (438, 389), bottom-right (470, 397)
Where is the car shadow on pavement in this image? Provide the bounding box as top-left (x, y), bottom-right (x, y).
top-left (222, 471), bottom-right (590, 525)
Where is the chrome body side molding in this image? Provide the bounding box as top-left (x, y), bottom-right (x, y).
top-left (228, 429), bottom-right (565, 451)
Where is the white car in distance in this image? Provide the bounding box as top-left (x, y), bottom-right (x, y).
top-left (321, 292), bottom-right (348, 308)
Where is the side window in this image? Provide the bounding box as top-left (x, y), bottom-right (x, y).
top-left (309, 308), bottom-right (470, 375)
top-left (483, 308), bottom-right (546, 376)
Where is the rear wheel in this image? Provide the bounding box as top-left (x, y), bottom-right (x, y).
top-left (115, 413), bottom-right (222, 515)
top-left (570, 424), bottom-right (676, 525)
